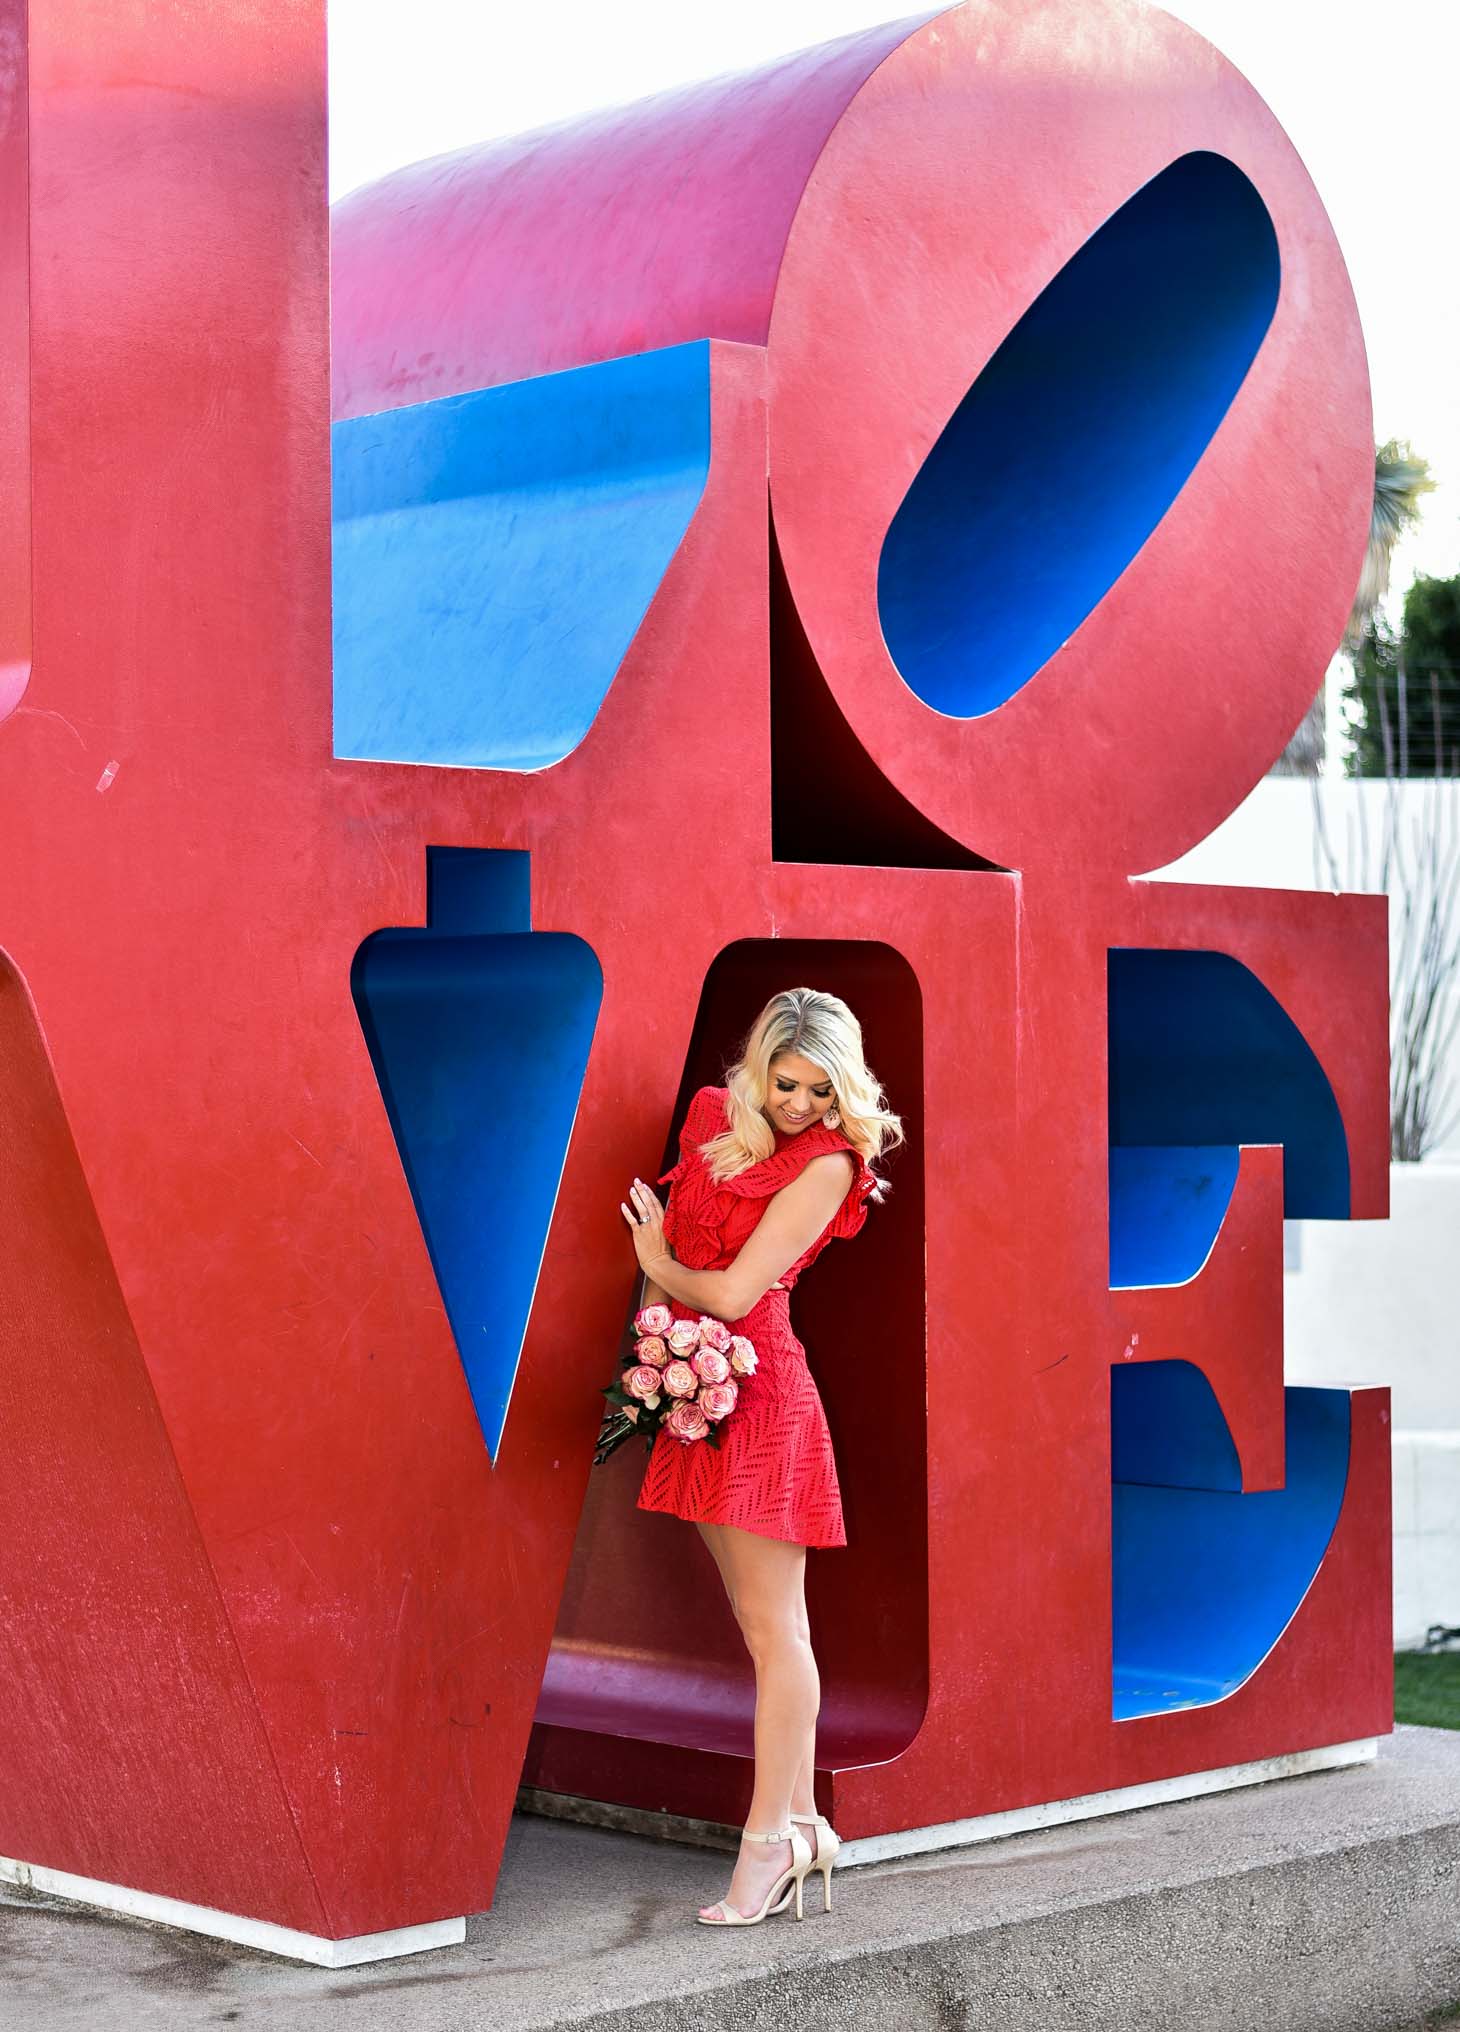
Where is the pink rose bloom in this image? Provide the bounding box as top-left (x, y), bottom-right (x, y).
top-left (635, 1335), bottom-right (669, 1369)
top-left (662, 1360), bottom-right (699, 1399)
top-left (624, 1365), bottom-right (664, 1406)
top-left (666, 1398), bottom-right (711, 1443)
top-left (666, 1319), bottom-right (700, 1355)
top-left (622, 1403), bottom-right (640, 1423)
top-left (692, 1347), bottom-right (731, 1385)
top-left (635, 1304), bottom-right (673, 1338)
top-left (696, 1315), bottom-right (733, 1353)
top-left (728, 1337), bottom-right (758, 1376)
top-left (697, 1380), bottom-right (739, 1423)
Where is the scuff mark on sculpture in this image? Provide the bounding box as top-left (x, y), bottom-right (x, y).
top-left (14, 704), bottom-right (87, 748)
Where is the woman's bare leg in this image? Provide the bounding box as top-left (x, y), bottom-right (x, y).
top-left (696, 1520), bottom-right (821, 1857)
top-left (693, 1522), bottom-right (821, 1919)
top-left (694, 1519), bottom-right (735, 1608)
top-left (790, 1745), bottom-right (819, 1830)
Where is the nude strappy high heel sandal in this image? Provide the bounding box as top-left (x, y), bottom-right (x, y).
top-left (790, 1812), bottom-right (842, 1913)
top-left (696, 1824), bottom-right (813, 1926)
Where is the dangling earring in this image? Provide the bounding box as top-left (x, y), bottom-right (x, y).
top-left (824, 1106), bottom-right (841, 1130)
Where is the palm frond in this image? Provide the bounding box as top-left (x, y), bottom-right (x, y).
top-left (1343, 438), bottom-right (1437, 648)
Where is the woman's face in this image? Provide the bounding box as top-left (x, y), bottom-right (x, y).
top-left (766, 1052), bottom-right (836, 1134)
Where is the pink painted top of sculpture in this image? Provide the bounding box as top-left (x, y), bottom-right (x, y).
top-left (329, 9), bottom-right (939, 419)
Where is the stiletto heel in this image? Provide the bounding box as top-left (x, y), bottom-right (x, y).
top-left (696, 1824), bottom-right (813, 1927)
top-left (790, 1811), bottom-right (842, 1914)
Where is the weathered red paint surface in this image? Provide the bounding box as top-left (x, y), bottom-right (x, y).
top-left (0, 0), bottom-right (30, 719)
top-left (0, 0), bottom-right (1388, 1941)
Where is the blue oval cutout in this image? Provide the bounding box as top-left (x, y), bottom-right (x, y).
top-left (878, 152), bottom-right (1280, 718)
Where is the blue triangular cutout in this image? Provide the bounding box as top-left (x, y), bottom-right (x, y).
top-left (351, 849), bottom-right (602, 1459)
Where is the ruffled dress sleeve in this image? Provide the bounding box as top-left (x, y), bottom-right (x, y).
top-left (653, 1085), bottom-right (735, 1272)
top-left (653, 1086), bottom-right (880, 1283)
top-left (721, 1122), bottom-right (880, 1243)
top-left (656, 1083), bottom-right (726, 1190)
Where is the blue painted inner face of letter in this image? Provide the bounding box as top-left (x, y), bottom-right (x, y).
top-left (332, 343), bottom-right (711, 771)
top-left (351, 849), bottom-right (602, 1459)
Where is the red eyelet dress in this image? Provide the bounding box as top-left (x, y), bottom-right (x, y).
top-left (636, 1084), bottom-right (878, 1548)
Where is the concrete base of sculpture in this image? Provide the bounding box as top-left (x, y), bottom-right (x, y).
top-left (2, 1725), bottom-right (1455, 2024)
top-left (518, 1732), bottom-right (1379, 1867)
top-left (0, 1856), bottom-right (464, 1967)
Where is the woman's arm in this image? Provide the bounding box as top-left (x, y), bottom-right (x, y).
top-left (625, 1152), bottom-right (853, 1321)
top-left (639, 1270), bottom-right (671, 1312)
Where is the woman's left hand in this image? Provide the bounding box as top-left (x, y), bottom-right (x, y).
top-left (621, 1177), bottom-right (670, 1277)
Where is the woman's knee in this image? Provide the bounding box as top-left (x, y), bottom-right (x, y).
top-left (717, 1529), bottom-right (811, 1654)
top-left (733, 1597), bottom-right (813, 1666)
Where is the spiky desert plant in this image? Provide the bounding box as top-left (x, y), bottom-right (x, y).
top-left (1310, 678), bottom-right (1460, 1160)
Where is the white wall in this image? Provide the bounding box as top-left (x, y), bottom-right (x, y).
top-left (1282, 1163), bottom-right (1460, 1430)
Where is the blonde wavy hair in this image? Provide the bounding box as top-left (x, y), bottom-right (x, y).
top-left (696, 987), bottom-right (904, 1198)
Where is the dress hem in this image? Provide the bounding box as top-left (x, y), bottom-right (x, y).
top-left (635, 1490), bottom-right (847, 1551)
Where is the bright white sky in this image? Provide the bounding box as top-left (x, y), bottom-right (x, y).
top-left (328, 0), bottom-right (1457, 618)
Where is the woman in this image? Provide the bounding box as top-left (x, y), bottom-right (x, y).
top-left (620, 987), bottom-right (903, 1927)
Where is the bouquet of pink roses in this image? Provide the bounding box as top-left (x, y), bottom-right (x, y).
top-left (594, 1303), bottom-right (759, 1465)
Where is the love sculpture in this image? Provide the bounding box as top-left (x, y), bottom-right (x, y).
top-left (0, 0), bottom-right (1391, 1965)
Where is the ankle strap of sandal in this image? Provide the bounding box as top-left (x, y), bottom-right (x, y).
top-left (789, 1812), bottom-right (829, 1824)
top-left (742, 1825), bottom-right (794, 1843)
